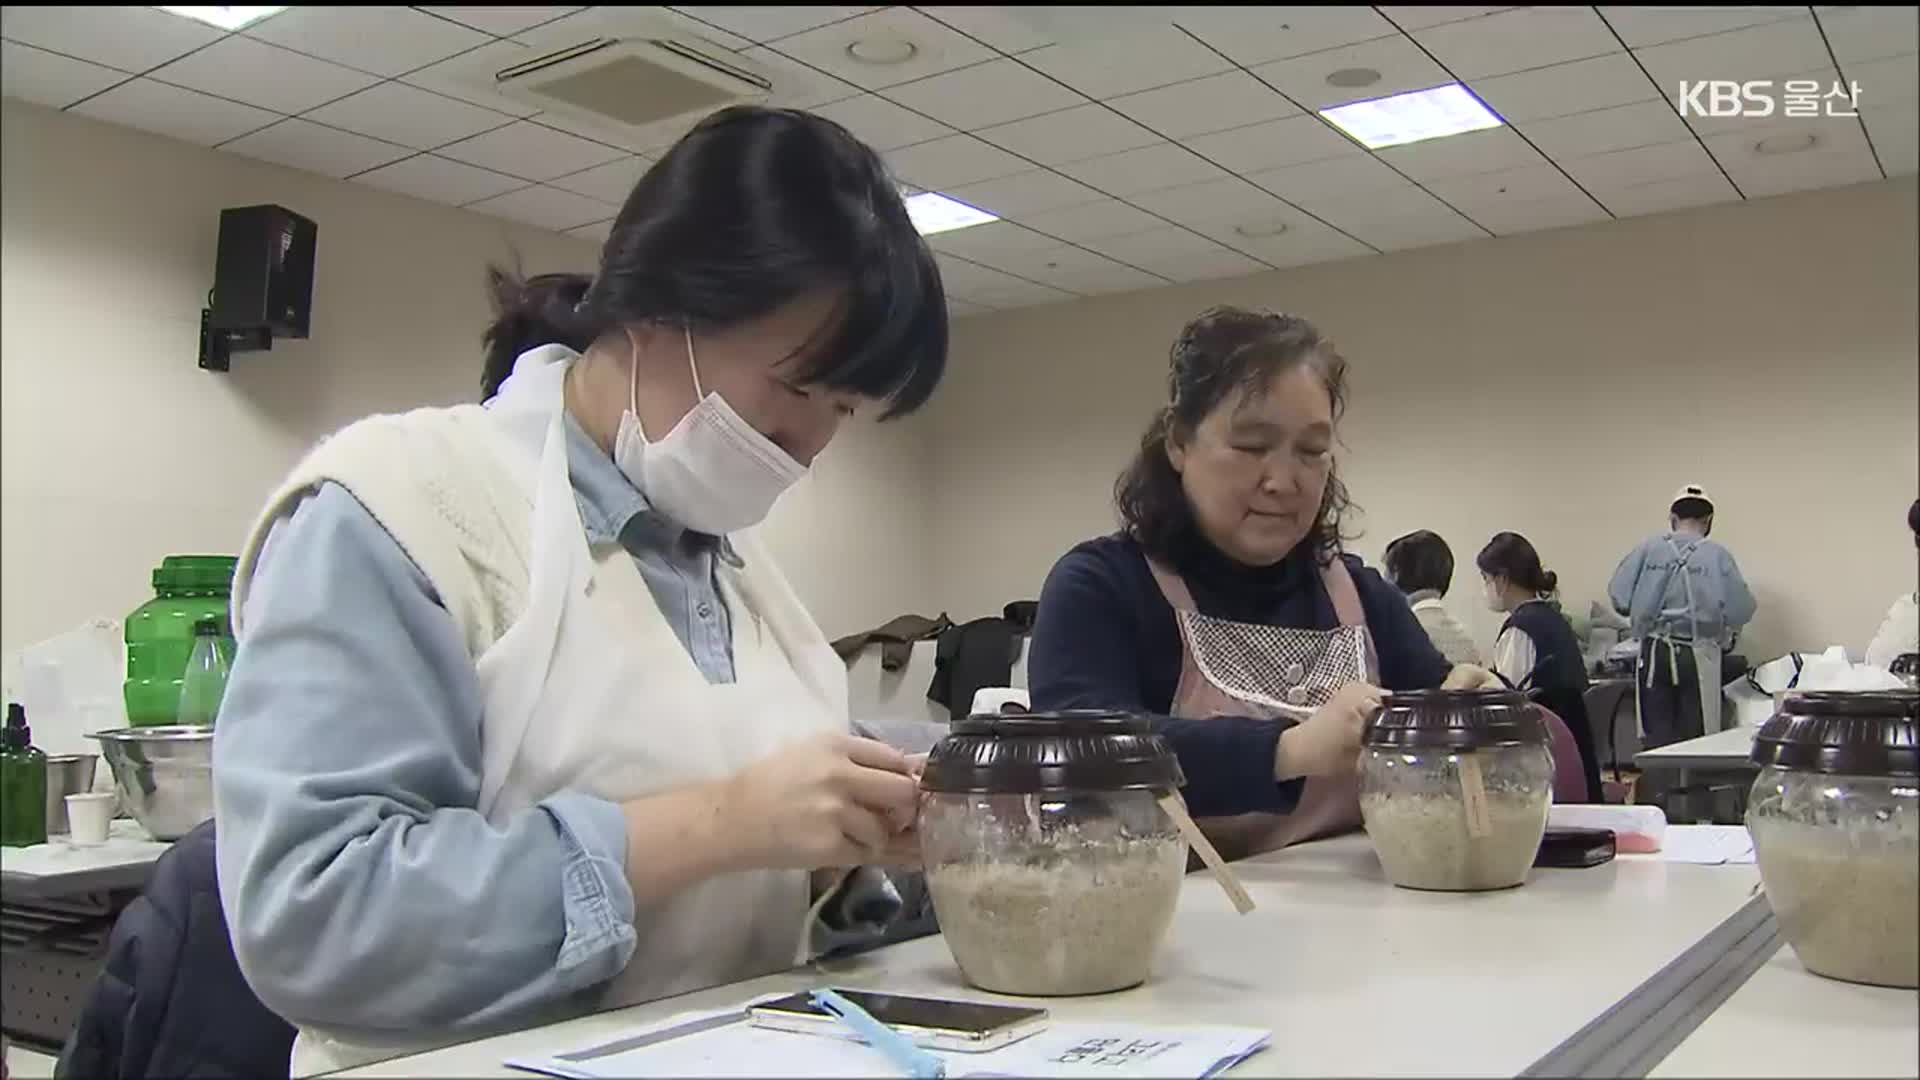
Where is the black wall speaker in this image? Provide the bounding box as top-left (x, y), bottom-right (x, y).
top-left (209, 204), bottom-right (316, 339)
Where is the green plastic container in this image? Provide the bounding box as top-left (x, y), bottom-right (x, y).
top-left (125, 555), bottom-right (238, 728)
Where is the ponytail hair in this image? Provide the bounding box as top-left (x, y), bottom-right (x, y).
top-left (1476, 532), bottom-right (1557, 597)
top-left (480, 269), bottom-right (597, 401)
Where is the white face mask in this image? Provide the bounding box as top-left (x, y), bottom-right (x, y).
top-left (612, 326), bottom-right (807, 536)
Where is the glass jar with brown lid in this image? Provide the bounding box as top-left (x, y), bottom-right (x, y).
top-left (1746, 689), bottom-right (1918, 988)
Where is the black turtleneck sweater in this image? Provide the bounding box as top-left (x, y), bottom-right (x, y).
top-left (1029, 532), bottom-right (1451, 818)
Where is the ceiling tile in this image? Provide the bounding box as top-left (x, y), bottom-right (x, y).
top-left (568, 218), bottom-right (614, 245)
top-left (917, 6), bottom-right (1054, 52)
top-left (1, 41), bottom-right (124, 109)
top-left (1183, 113), bottom-right (1363, 173)
top-left (1377, 7), bottom-right (1514, 32)
top-left (436, 119), bottom-right (628, 181)
top-left (1020, 24), bottom-right (1233, 99)
top-left (883, 59), bottom-right (1084, 130)
top-left (770, 8), bottom-right (996, 90)
top-left (1817, 6), bottom-right (1920, 66)
top-left (1519, 100), bottom-right (1694, 159)
top-left (547, 155), bottom-right (651, 202)
top-left (1345, 207), bottom-right (1487, 250)
top-left (304, 82), bottom-right (512, 151)
top-left (1701, 117), bottom-right (1883, 196)
top-left (1375, 126), bottom-right (1544, 180)
top-left (1015, 198), bottom-right (1165, 242)
top-left (1593, 171), bottom-right (1742, 216)
top-left (1863, 103), bottom-right (1918, 175)
top-left (0, 5), bottom-right (218, 74)
top-left (150, 35), bottom-right (378, 115)
top-left (221, 117), bottom-right (413, 176)
top-left (943, 169), bottom-right (1105, 216)
top-left (1636, 17), bottom-right (1830, 88)
top-left (1107, 71), bottom-right (1302, 140)
top-left (1413, 7), bottom-right (1622, 80)
top-left (524, 108), bottom-right (686, 155)
top-left (927, 221), bottom-right (1059, 261)
top-left (1295, 182), bottom-right (1457, 225)
top-left (1559, 138), bottom-right (1722, 189)
top-left (946, 296), bottom-right (991, 318)
top-left (1424, 161), bottom-right (1587, 205)
top-left (968, 279), bottom-right (1078, 308)
top-left (1055, 142), bottom-right (1228, 196)
top-left (400, 39), bottom-right (542, 116)
top-left (1126, 176), bottom-right (1294, 226)
top-left (1145, 246), bottom-right (1269, 281)
top-left (933, 253), bottom-right (1039, 300)
top-left (1246, 153), bottom-right (1411, 203)
top-left (1252, 33), bottom-right (1453, 111)
top-left (980, 243), bottom-right (1167, 293)
top-left (887, 133), bottom-right (1033, 188)
top-left (1198, 215), bottom-right (1373, 266)
top-left (1469, 53), bottom-right (1661, 125)
top-left (1174, 6), bottom-right (1400, 68)
top-left (513, 6), bottom-right (752, 52)
top-left (975, 104), bottom-right (1158, 165)
top-left (246, 6), bottom-right (489, 77)
top-left (70, 78), bottom-right (278, 146)
top-left (1465, 192), bottom-right (1610, 234)
top-left (1084, 225), bottom-right (1230, 264)
top-left (670, 6), bottom-right (876, 43)
top-left (468, 184), bottom-right (617, 230)
top-left (738, 45), bottom-right (864, 111)
top-left (1849, 53), bottom-right (1920, 107)
top-left (811, 93), bottom-right (953, 150)
top-left (1599, 6), bottom-right (1807, 49)
top-left (423, 7), bottom-right (584, 38)
top-left (353, 152), bottom-right (528, 205)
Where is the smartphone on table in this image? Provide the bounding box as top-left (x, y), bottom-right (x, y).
top-left (746, 989), bottom-right (1049, 1054)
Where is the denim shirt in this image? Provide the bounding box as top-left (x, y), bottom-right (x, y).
top-left (215, 412), bottom-right (836, 1039)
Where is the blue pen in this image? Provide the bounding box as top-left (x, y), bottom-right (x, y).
top-left (810, 989), bottom-right (947, 1079)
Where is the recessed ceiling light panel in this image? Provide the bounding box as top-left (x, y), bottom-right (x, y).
top-left (159, 6), bottom-right (285, 31)
top-left (1319, 83), bottom-right (1504, 150)
top-left (904, 191), bottom-right (997, 236)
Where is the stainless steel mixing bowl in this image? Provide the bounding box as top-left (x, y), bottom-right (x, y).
top-left (89, 726), bottom-right (213, 841)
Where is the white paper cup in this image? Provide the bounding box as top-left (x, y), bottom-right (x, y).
top-left (65, 793), bottom-right (117, 846)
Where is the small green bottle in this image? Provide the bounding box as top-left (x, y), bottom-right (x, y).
top-left (1, 703), bottom-right (48, 847)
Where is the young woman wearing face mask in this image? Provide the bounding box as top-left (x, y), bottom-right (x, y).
top-left (1028, 307), bottom-right (1498, 862)
top-left (212, 107), bottom-right (947, 1074)
top-left (1477, 532), bottom-right (1604, 803)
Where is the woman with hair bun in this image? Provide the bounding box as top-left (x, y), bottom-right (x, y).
top-left (212, 106), bottom-right (948, 1072)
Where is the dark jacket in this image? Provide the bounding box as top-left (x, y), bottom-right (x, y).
top-left (58, 820), bottom-right (294, 1079)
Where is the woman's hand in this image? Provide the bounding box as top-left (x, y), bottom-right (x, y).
top-left (718, 733), bottom-right (920, 871)
top-left (1275, 680), bottom-right (1384, 780)
top-left (1442, 664), bottom-right (1503, 690)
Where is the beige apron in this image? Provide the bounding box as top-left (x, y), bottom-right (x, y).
top-left (290, 350), bottom-right (845, 1075)
top-left (1146, 556), bottom-right (1380, 863)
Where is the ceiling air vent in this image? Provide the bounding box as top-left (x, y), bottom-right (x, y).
top-left (492, 38), bottom-right (773, 131)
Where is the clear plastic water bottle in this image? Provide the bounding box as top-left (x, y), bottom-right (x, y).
top-left (177, 616), bottom-right (234, 727)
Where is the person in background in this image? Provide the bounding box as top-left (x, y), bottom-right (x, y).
top-left (213, 107), bottom-right (947, 1075)
top-left (1383, 530), bottom-right (1483, 666)
top-left (1479, 532), bottom-right (1605, 804)
top-left (1609, 485), bottom-right (1757, 745)
top-left (1865, 498), bottom-right (1920, 670)
top-left (1029, 307), bottom-right (1497, 863)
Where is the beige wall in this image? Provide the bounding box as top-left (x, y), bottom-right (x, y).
top-left (0, 101), bottom-right (933, 657)
top-left (927, 177), bottom-right (1920, 663)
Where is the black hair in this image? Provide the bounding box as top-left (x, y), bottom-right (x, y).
top-left (1477, 532), bottom-right (1558, 597)
top-left (1115, 307), bottom-right (1353, 565)
top-left (1908, 498), bottom-right (1918, 539)
top-left (480, 105), bottom-right (946, 417)
top-left (1384, 530), bottom-right (1455, 597)
top-left (1672, 497), bottom-right (1714, 522)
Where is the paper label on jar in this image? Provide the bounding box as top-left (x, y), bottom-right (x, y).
top-left (1459, 752), bottom-right (1493, 839)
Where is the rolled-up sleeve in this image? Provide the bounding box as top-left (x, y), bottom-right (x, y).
top-left (214, 482), bottom-right (636, 1036)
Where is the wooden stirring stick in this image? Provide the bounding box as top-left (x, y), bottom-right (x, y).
top-left (1157, 790), bottom-right (1256, 915)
